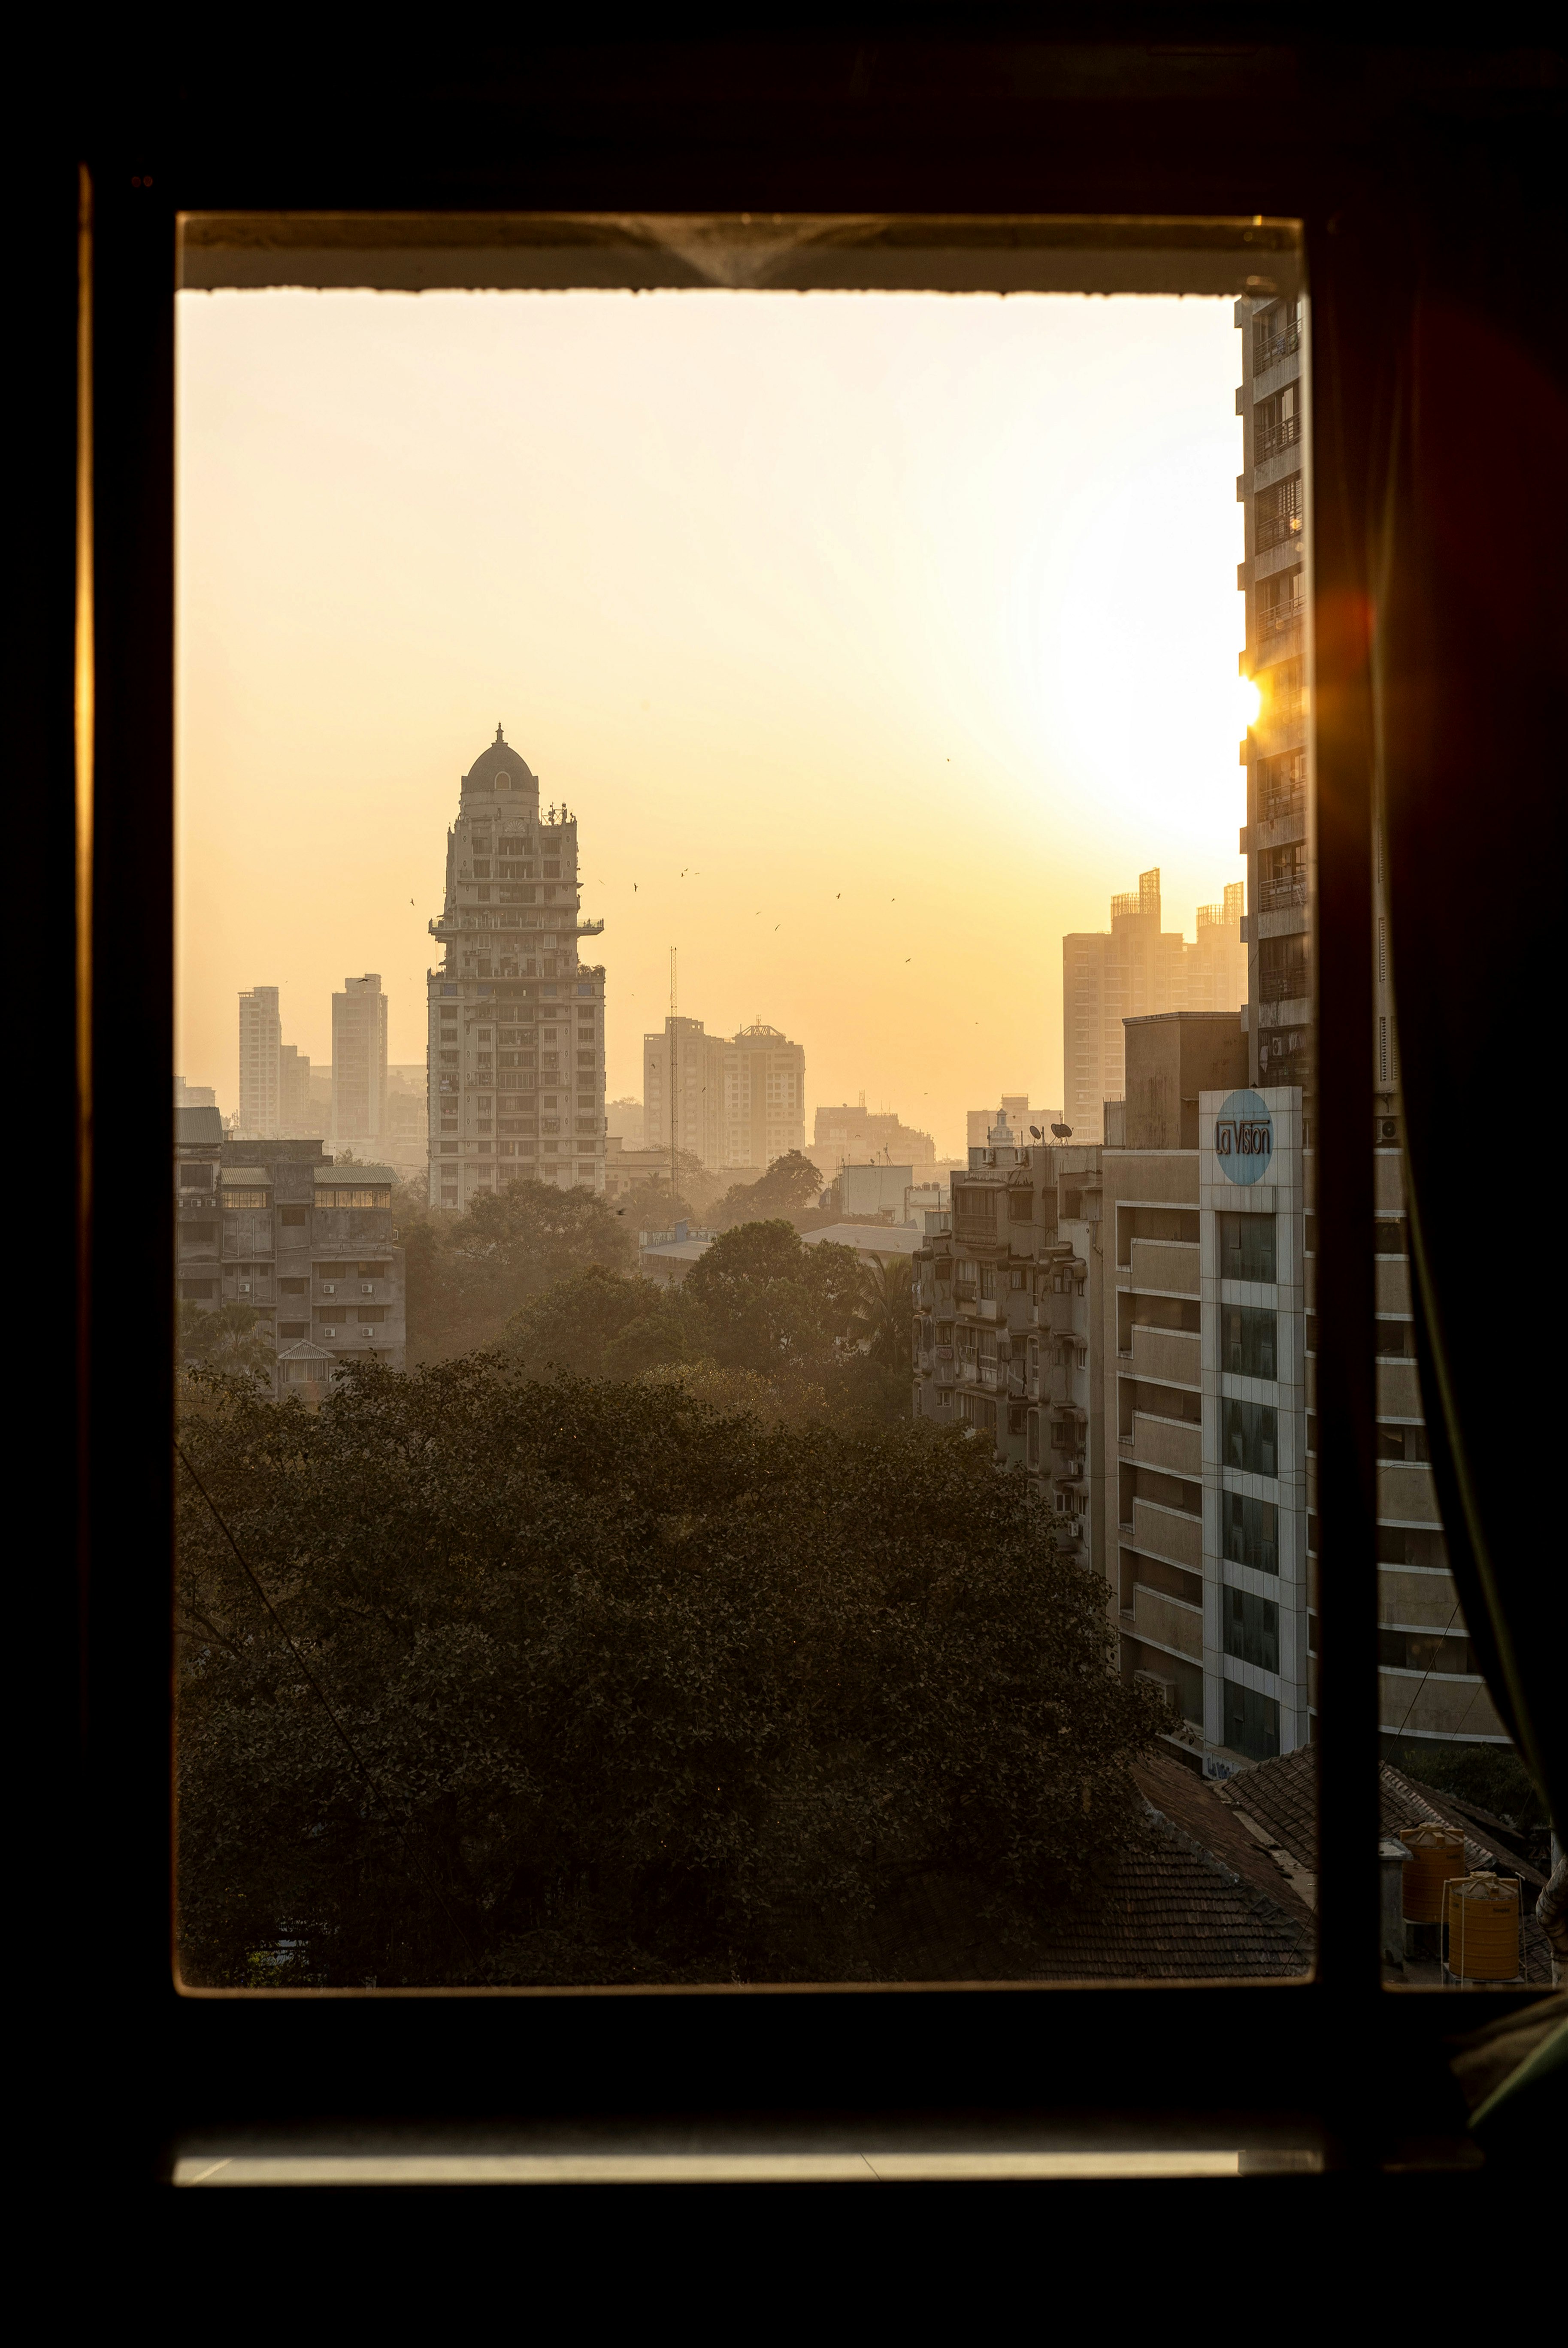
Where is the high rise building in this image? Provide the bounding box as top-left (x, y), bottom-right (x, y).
top-left (279, 1044), bottom-right (312, 1134)
top-left (647, 1020), bottom-right (806, 1173)
top-left (237, 986), bottom-right (284, 1137)
top-left (1232, 292), bottom-right (1496, 1764)
top-left (331, 975), bottom-right (388, 1145)
top-left (1062, 871), bottom-right (1244, 1142)
top-left (427, 726), bottom-right (607, 1209)
top-left (814, 1100), bottom-right (933, 1175)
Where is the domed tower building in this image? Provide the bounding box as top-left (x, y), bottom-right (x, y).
top-left (427, 727), bottom-right (606, 1209)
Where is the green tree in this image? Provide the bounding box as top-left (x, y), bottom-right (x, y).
top-left (709, 1150), bottom-right (825, 1231)
top-left (503, 1263), bottom-right (699, 1379)
top-left (175, 1359), bottom-right (1167, 1987)
top-left (850, 1254), bottom-right (914, 1368)
top-left (680, 1220), bottom-right (862, 1375)
top-left (176, 1300), bottom-right (274, 1389)
top-left (406, 1176), bottom-right (637, 1361)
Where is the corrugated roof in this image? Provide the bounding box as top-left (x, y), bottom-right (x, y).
top-left (175, 1106), bottom-right (224, 1146)
top-left (220, 1165), bottom-right (269, 1185)
top-left (315, 1164), bottom-right (394, 1184)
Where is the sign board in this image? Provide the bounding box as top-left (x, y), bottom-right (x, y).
top-left (1214, 1089), bottom-right (1274, 1186)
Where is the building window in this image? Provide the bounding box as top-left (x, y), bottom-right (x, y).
top-left (1223, 1680), bottom-right (1280, 1763)
top-left (1221, 1304), bottom-right (1278, 1380)
top-left (1223, 1399), bottom-right (1278, 1477)
top-left (1223, 1588), bottom-right (1280, 1673)
top-left (1222, 1494), bottom-right (1279, 1575)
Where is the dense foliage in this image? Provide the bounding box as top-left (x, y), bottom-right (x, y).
top-left (404, 1178), bottom-right (637, 1361)
top-left (176, 1359), bottom-right (1165, 1987)
top-left (500, 1219), bottom-right (912, 1423)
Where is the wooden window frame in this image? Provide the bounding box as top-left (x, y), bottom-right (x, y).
top-left (27, 30), bottom-right (1554, 2196)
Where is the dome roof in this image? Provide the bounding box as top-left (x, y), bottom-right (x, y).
top-left (463, 724), bottom-right (537, 796)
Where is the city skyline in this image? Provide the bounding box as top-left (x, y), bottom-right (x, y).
top-left (176, 287), bottom-right (1247, 1152)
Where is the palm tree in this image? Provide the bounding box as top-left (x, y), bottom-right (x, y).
top-left (850, 1254), bottom-right (914, 1367)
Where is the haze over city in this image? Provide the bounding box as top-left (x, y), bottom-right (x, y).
top-left (177, 287), bottom-right (1247, 1152)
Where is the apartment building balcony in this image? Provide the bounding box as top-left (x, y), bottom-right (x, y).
top-left (1379, 1571), bottom-right (1465, 1633)
top-left (1377, 1670), bottom-right (1502, 1742)
top-left (1129, 1323), bottom-right (1201, 1388)
top-left (1259, 877), bottom-right (1308, 913)
top-left (1376, 1360), bottom-right (1422, 1418)
top-left (1050, 1456), bottom-right (1087, 1485)
top-left (1258, 964), bottom-right (1309, 1004)
top-left (1253, 317), bottom-right (1302, 368)
top-left (1254, 414), bottom-right (1302, 464)
top-left (1375, 1258), bottom-right (1412, 1315)
top-left (1376, 1460), bottom-right (1442, 1526)
top-left (1131, 1582), bottom-right (1203, 1664)
top-left (1127, 1237), bottom-right (1199, 1297)
top-left (1257, 511), bottom-right (1304, 554)
top-left (1255, 600), bottom-right (1304, 645)
top-left (1131, 1496), bottom-right (1202, 1574)
top-left (1129, 1411), bottom-right (1202, 1479)
top-left (953, 1281), bottom-right (978, 1304)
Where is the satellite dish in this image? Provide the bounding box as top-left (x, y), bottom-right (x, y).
top-left (1051, 1123), bottom-right (1073, 1141)
top-left (1029, 1126), bottom-right (1042, 1140)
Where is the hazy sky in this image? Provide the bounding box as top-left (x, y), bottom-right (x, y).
top-left (176, 287), bottom-right (1246, 1155)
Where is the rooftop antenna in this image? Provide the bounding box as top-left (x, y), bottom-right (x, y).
top-left (669, 947), bottom-right (678, 1211)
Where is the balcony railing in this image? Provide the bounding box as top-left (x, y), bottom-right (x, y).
top-left (1257, 510), bottom-right (1304, 553)
top-left (1257, 596), bottom-right (1305, 636)
top-left (1260, 785), bottom-right (1307, 825)
top-left (1255, 415), bottom-right (1301, 463)
top-left (1253, 318), bottom-right (1302, 368)
top-left (1259, 877), bottom-right (1308, 912)
top-left (1259, 965), bottom-right (1310, 1003)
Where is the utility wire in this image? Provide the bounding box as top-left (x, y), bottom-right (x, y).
top-left (175, 1441), bottom-right (478, 1970)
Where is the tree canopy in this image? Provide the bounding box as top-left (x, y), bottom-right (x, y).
top-left (406, 1177), bottom-right (637, 1360)
top-left (176, 1358), bottom-right (1166, 1988)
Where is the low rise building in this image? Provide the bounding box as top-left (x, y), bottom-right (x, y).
top-left (912, 1115), bottom-right (1103, 1565)
top-left (176, 1107), bottom-right (406, 1400)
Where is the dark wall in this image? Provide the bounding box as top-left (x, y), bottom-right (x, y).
top-left (1124, 1014), bottom-right (1248, 1150)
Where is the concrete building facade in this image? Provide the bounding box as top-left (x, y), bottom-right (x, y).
top-left (237, 986), bottom-right (284, 1138)
top-left (911, 1114), bottom-right (1103, 1564)
top-left (176, 1105), bottom-right (406, 1397)
top-left (815, 1100), bottom-right (934, 1177)
top-left (426, 726), bottom-right (607, 1208)
top-left (331, 974), bottom-right (388, 1147)
top-left (646, 1020), bottom-right (806, 1173)
top-left (1064, 872), bottom-right (1245, 1143)
top-left (1232, 295), bottom-right (1500, 1760)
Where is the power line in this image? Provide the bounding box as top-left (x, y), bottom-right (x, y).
top-left (175, 1440), bottom-right (478, 1970)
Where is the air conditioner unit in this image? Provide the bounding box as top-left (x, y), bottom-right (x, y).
top-left (360, 1283), bottom-right (374, 1294)
top-left (321, 1283), bottom-right (337, 1295)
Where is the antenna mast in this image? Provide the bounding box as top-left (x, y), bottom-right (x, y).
top-left (669, 947), bottom-right (678, 1213)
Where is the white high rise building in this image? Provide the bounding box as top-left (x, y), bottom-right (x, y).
top-left (427, 726), bottom-right (606, 1209)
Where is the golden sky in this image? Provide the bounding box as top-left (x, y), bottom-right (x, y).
top-left (176, 288), bottom-right (1246, 1155)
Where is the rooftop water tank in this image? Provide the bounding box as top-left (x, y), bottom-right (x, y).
top-left (1443, 1871), bottom-right (1520, 1983)
top-left (1399, 1822), bottom-right (1465, 1922)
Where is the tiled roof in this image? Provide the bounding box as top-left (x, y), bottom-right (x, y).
top-left (1216, 1743), bottom-right (1553, 1984)
top-left (855, 1757), bottom-right (1311, 1982)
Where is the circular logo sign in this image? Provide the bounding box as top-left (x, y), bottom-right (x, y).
top-left (1214, 1088), bottom-right (1274, 1185)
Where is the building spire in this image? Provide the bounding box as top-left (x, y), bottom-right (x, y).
top-left (495, 721), bottom-right (505, 742)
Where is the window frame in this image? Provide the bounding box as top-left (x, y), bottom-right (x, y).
top-left (42, 32), bottom-right (1553, 2186)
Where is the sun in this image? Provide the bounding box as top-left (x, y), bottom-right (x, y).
top-left (1237, 674), bottom-right (1262, 729)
